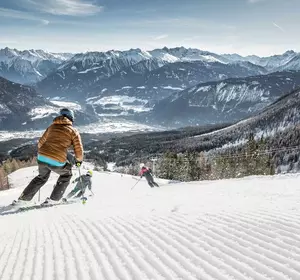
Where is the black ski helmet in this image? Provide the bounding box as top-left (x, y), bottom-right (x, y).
top-left (60, 108), bottom-right (75, 122)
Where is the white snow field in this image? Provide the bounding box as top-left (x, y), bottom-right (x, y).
top-left (1, 167), bottom-right (300, 280)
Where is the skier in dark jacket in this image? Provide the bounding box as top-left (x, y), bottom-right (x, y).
top-left (139, 166), bottom-right (159, 188)
top-left (66, 170), bottom-right (93, 199)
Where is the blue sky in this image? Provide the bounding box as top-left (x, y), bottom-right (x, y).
top-left (0, 0), bottom-right (299, 56)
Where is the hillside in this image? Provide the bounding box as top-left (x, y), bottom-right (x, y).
top-left (152, 71), bottom-right (300, 126)
top-left (0, 47), bottom-right (72, 84)
top-left (0, 77), bottom-right (98, 130)
top-left (1, 167), bottom-right (300, 280)
top-left (176, 87), bottom-right (300, 152)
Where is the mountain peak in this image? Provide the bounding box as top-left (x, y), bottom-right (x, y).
top-left (283, 50), bottom-right (296, 55)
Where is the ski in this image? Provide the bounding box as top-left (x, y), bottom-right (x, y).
top-left (0, 198), bottom-right (80, 216)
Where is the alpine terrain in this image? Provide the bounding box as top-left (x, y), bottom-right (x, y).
top-left (152, 70), bottom-right (300, 126)
top-left (0, 47), bottom-right (72, 84)
top-left (0, 77), bottom-right (97, 130)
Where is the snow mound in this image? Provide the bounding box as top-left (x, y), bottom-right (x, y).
top-left (1, 168), bottom-right (300, 279)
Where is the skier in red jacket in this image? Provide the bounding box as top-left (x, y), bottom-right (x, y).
top-left (139, 166), bottom-right (159, 188)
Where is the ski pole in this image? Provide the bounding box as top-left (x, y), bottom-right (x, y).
top-left (131, 177), bottom-right (142, 190)
top-left (77, 163), bottom-right (87, 204)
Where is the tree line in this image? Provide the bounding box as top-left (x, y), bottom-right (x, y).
top-left (0, 157), bottom-right (36, 190)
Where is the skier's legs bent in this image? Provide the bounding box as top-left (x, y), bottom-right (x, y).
top-left (19, 162), bottom-right (51, 201)
top-left (66, 184), bottom-right (81, 198)
top-left (146, 179), bottom-right (154, 188)
top-left (49, 163), bottom-right (72, 201)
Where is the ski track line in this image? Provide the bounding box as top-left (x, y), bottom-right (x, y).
top-left (213, 213), bottom-right (300, 259)
top-left (99, 220), bottom-right (158, 280)
top-left (154, 216), bottom-right (255, 280)
top-left (224, 212), bottom-right (300, 251)
top-left (207, 215), bottom-right (300, 278)
top-left (255, 209), bottom-right (300, 222)
top-left (194, 216), bottom-right (295, 280)
top-left (0, 232), bottom-right (15, 270)
top-left (115, 217), bottom-right (194, 280)
top-left (120, 217), bottom-right (200, 280)
top-left (250, 210), bottom-right (300, 232)
top-left (235, 212), bottom-right (300, 243)
top-left (80, 218), bottom-right (132, 280)
top-left (171, 215), bottom-right (288, 280)
top-left (215, 213), bottom-right (300, 261)
top-left (22, 226), bottom-right (37, 280)
top-left (60, 215), bottom-right (92, 280)
top-left (142, 217), bottom-right (234, 280)
top-left (71, 217), bottom-right (120, 280)
top-left (42, 225), bottom-right (55, 280)
top-left (252, 211), bottom-right (300, 231)
top-left (34, 224), bottom-right (46, 280)
top-left (49, 221), bottom-right (67, 280)
top-left (157, 216), bottom-right (270, 280)
top-left (109, 217), bottom-right (180, 280)
top-left (1, 228), bottom-right (24, 280)
top-left (10, 225), bottom-right (31, 280)
top-left (64, 216), bottom-right (107, 280)
top-left (220, 212), bottom-right (300, 254)
top-left (53, 218), bottom-right (78, 280)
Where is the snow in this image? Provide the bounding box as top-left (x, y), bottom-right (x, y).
top-left (106, 162), bottom-right (116, 171)
top-left (162, 86), bottom-right (183, 91)
top-left (87, 95), bottom-right (151, 113)
top-left (1, 168), bottom-right (300, 280)
top-left (28, 106), bottom-right (58, 120)
top-left (78, 66), bottom-right (102, 74)
top-left (0, 120), bottom-right (160, 142)
top-left (0, 103), bottom-right (12, 114)
top-left (78, 119), bottom-right (160, 133)
top-left (196, 85), bottom-right (212, 93)
top-left (50, 100), bottom-right (82, 111)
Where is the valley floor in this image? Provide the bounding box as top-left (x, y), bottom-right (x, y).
top-left (1, 167), bottom-right (300, 280)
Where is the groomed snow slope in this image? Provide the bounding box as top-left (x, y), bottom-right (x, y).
top-left (1, 167), bottom-right (300, 280)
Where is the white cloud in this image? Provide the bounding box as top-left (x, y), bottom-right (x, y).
top-left (0, 8), bottom-right (49, 25)
top-left (25, 0), bottom-right (103, 16)
top-left (153, 34), bottom-right (169, 41)
top-left (41, 19), bottom-right (50, 25)
top-left (272, 22), bottom-right (285, 32)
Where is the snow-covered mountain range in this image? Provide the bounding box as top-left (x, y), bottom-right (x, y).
top-left (1, 46), bottom-right (300, 130)
top-left (0, 47), bottom-right (73, 84)
top-left (0, 77), bottom-right (97, 130)
top-left (36, 47), bottom-right (268, 101)
top-left (151, 70), bottom-right (300, 126)
top-left (178, 86), bottom-right (300, 152)
top-left (223, 50), bottom-right (300, 72)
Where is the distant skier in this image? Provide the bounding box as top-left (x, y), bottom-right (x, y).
top-left (139, 166), bottom-right (159, 188)
top-left (12, 108), bottom-right (84, 206)
top-left (66, 170), bottom-right (93, 199)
